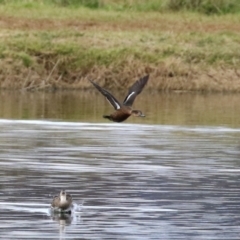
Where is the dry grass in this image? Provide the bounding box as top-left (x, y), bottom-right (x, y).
top-left (0, 5), bottom-right (240, 91)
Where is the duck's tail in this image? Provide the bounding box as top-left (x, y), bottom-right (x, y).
top-left (103, 115), bottom-right (112, 121)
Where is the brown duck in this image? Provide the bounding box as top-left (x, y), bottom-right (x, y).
top-left (89, 75), bottom-right (149, 122)
top-left (51, 190), bottom-right (73, 213)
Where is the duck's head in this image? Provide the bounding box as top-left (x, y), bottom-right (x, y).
top-left (59, 190), bottom-right (67, 202)
top-left (131, 110), bottom-right (145, 117)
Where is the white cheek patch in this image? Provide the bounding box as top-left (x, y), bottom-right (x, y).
top-left (60, 195), bottom-right (67, 203)
top-left (125, 92), bottom-right (135, 102)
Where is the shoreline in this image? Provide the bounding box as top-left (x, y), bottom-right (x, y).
top-left (0, 5), bottom-right (240, 92)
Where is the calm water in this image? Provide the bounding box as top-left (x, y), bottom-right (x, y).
top-left (0, 91), bottom-right (240, 239)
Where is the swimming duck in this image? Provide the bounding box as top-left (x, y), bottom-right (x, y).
top-left (51, 190), bottom-right (73, 213)
top-left (89, 75), bottom-right (149, 122)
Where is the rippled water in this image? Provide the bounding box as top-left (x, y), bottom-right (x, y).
top-left (0, 117), bottom-right (240, 239)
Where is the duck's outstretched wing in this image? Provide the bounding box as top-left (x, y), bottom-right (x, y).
top-left (123, 75), bottom-right (149, 106)
top-left (89, 79), bottom-right (121, 110)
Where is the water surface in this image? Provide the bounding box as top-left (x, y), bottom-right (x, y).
top-left (0, 91), bottom-right (240, 126)
top-left (0, 92), bottom-right (240, 239)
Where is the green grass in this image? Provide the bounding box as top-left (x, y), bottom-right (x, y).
top-left (0, 1), bottom-right (240, 91)
top-left (2, 29), bottom-right (239, 68)
top-left (165, 0), bottom-right (240, 14)
top-left (0, 0), bottom-right (240, 14)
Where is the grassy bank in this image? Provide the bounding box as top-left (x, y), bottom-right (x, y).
top-left (0, 1), bottom-right (240, 91)
top-left (1, 0), bottom-right (240, 14)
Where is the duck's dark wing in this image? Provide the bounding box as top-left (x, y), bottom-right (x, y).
top-left (89, 79), bottom-right (121, 110)
top-left (123, 75), bottom-right (149, 106)
top-left (51, 196), bottom-right (59, 207)
top-left (66, 194), bottom-right (73, 204)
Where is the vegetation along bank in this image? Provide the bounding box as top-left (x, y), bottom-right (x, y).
top-left (0, 0), bottom-right (240, 92)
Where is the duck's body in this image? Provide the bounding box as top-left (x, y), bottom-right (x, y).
top-left (51, 190), bottom-right (73, 213)
top-left (89, 75), bottom-right (149, 122)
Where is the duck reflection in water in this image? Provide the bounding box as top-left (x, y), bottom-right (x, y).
top-left (51, 212), bottom-right (73, 226)
top-left (89, 75), bottom-right (149, 122)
